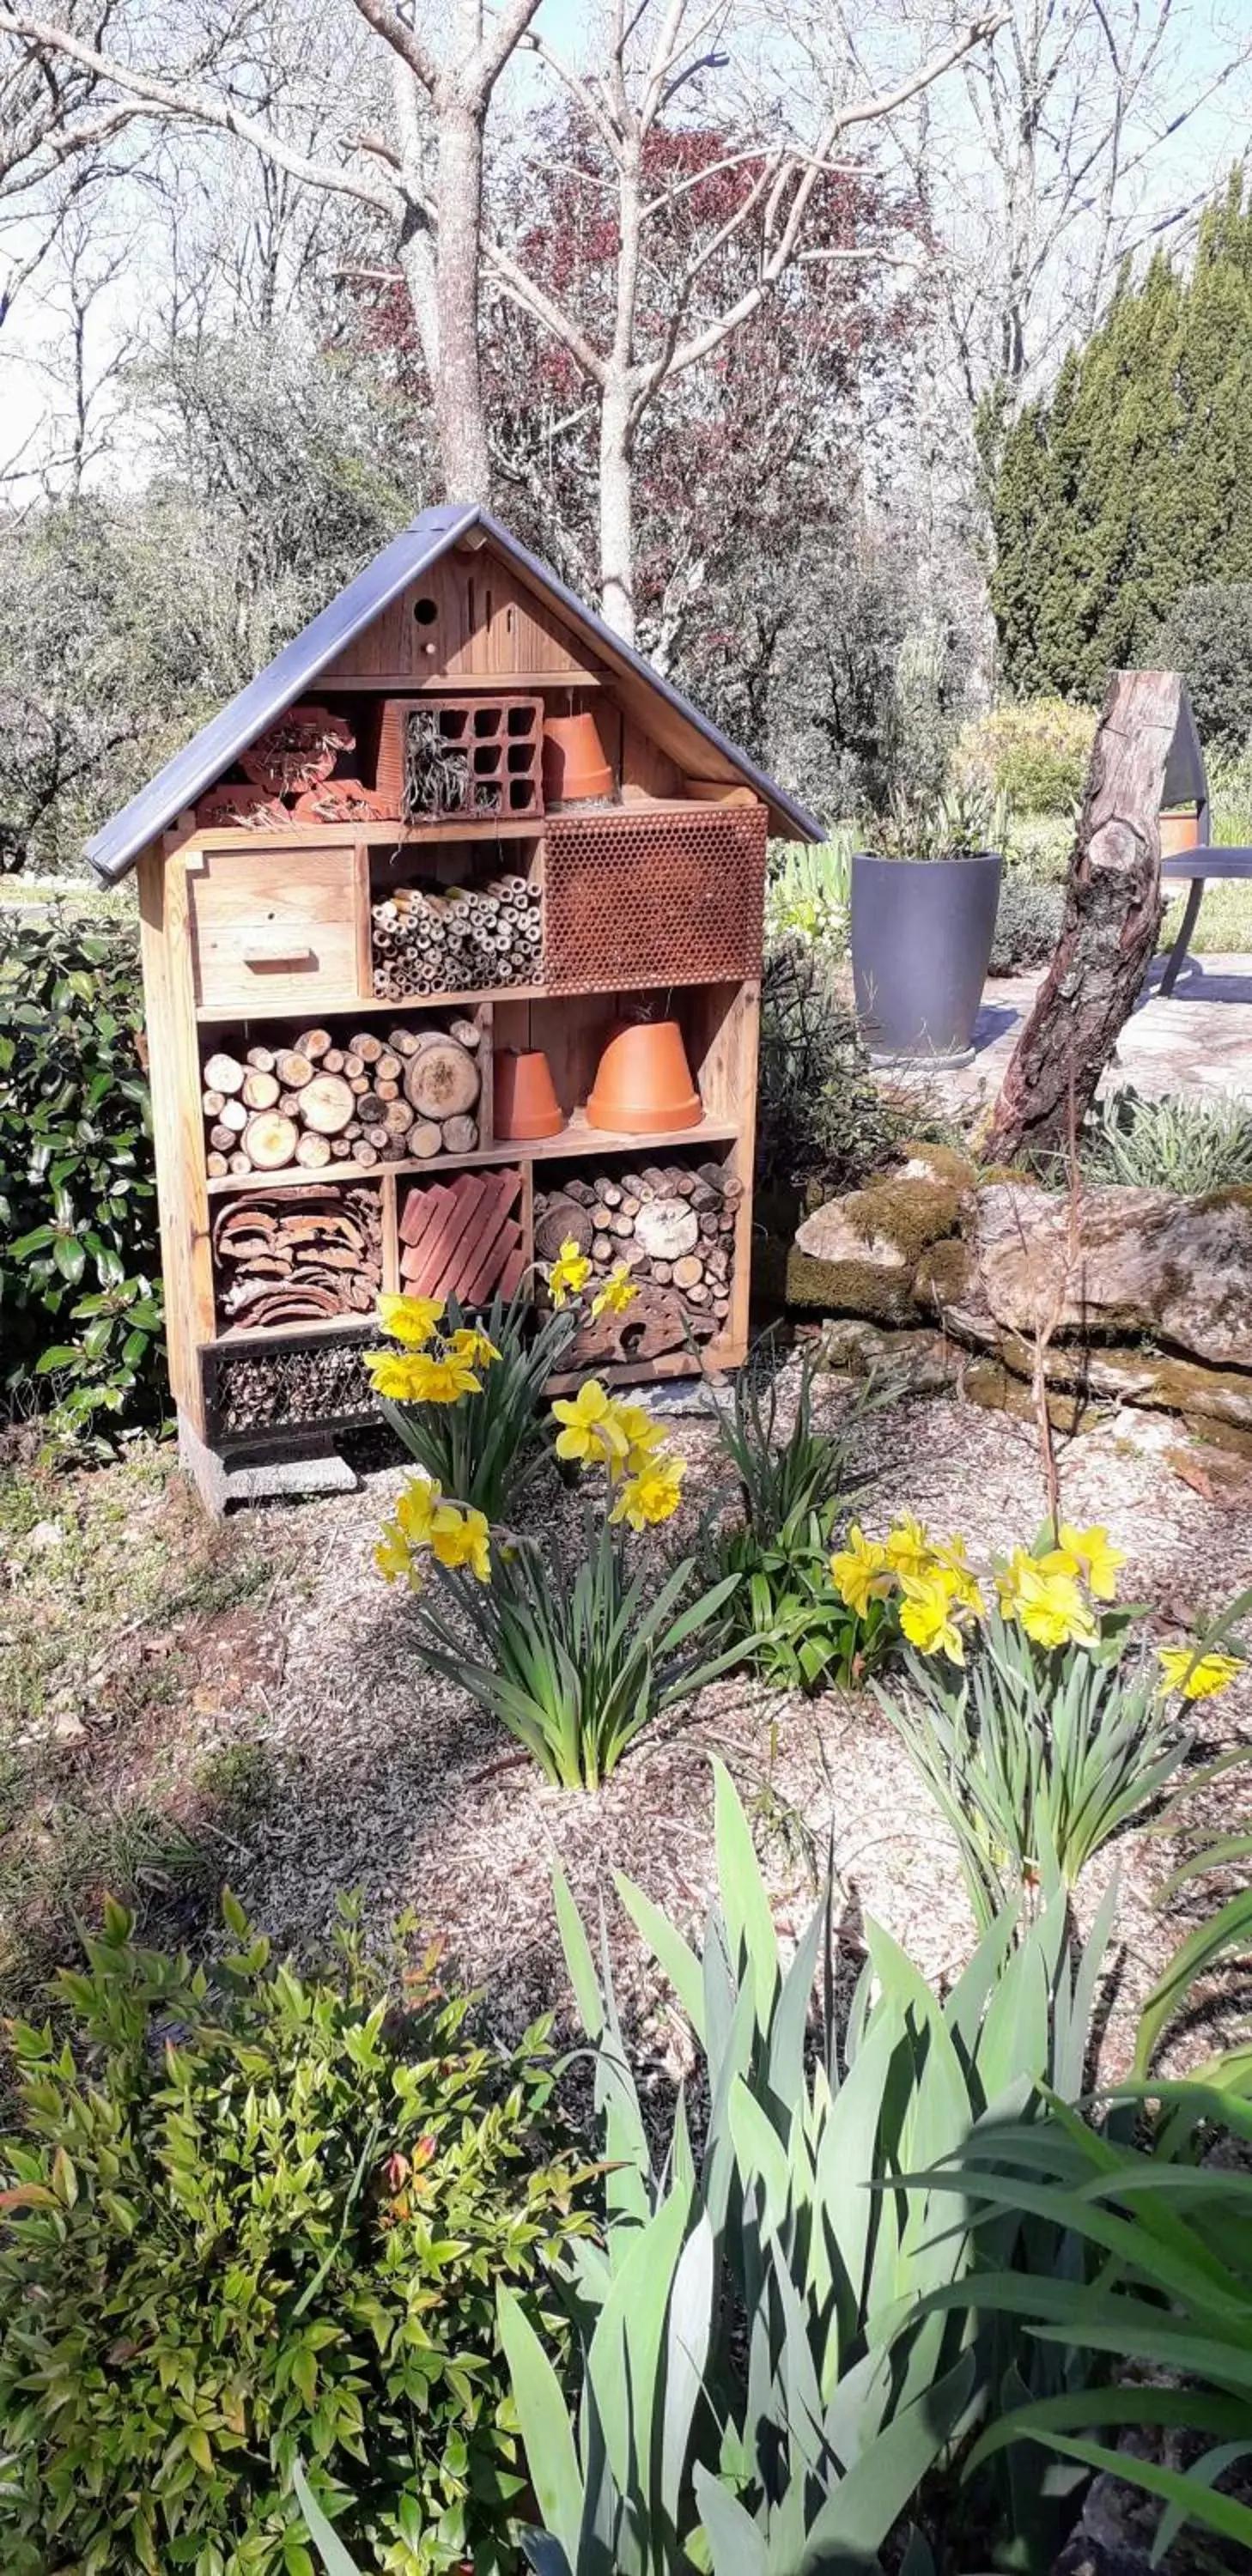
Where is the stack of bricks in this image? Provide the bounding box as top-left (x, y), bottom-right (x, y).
top-left (398, 1167), bottom-right (526, 1308)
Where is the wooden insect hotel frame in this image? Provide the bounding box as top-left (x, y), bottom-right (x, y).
top-left (86, 505), bottom-right (822, 1504)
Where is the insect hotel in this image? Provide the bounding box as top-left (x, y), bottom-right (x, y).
top-left (85, 504), bottom-right (822, 1504)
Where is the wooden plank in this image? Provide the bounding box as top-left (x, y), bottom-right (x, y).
top-left (318, 547), bottom-right (601, 687)
top-left (204, 1115), bottom-right (741, 1196)
top-left (142, 837), bottom-right (217, 1427)
top-left (380, 1168), bottom-right (399, 1296)
top-left (198, 981), bottom-right (548, 1025)
top-left (352, 840), bottom-right (374, 999)
top-left (475, 999), bottom-right (494, 1151)
top-left (186, 841), bottom-right (361, 1012)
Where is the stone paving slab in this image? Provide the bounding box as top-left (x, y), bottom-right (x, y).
top-left (911, 951), bottom-right (1252, 1115)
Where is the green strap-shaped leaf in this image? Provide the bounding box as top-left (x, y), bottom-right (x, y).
top-left (801, 2351), bottom-right (976, 2564)
top-left (713, 1759), bottom-right (779, 2028)
top-left (692, 2464), bottom-right (769, 2576)
top-left (614, 1870), bottom-right (706, 2038)
top-left (498, 2287), bottom-right (584, 2567)
top-left (1007, 2433), bottom-right (1252, 2552)
top-left (289, 2463), bottom-right (360, 2576)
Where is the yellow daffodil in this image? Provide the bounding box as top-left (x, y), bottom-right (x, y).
top-left (447, 1325), bottom-right (502, 1369)
top-left (429, 1502), bottom-right (492, 1583)
top-left (376, 1293), bottom-right (445, 1348)
top-left (374, 1522), bottom-right (421, 1589)
top-left (396, 1476), bottom-right (440, 1545)
top-left (830, 1525), bottom-right (892, 1617)
top-left (930, 1537), bottom-right (987, 1621)
top-left (885, 1514), bottom-right (936, 1579)
top-left (591, 1264), bottom-right (638, 1319)
top-left (1157, 1644), bottom-right (1243, 1702)
top-left (403, 1352), bottom-right (483, 1404)
top-left (551, 1378), bottom-right (630, 1467)
top-left (899, 1571), bottom-right (967, 1663)
top-left (1056, 1522), bottom-right (1127, 1603)
top-left (364, 1348), bottom-right (440, 1403)
top-left (548, 1238), bottom-right (593, 1307)
top-left (615, 1402), bottom-right (665, 1472)
top-left (610, 1450), bottom-right (686, 1529)
top-left (997, 1547), bottom-right (1096, 1650)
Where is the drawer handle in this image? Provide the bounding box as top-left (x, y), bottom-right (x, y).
top-left (241, 939), bottom-right (318, 969)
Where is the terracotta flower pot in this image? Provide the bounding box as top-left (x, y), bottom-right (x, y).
top-left (587, 1019), bottom-right (702, 1134)
top-left (1159, 808), bottom-right (1200, 857)
top-left (542, 710), bottom-right (613, 807)
top-left (495, 1048), bottom-right (564, 1140)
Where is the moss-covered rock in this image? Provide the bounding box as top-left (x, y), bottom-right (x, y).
top-left (817, 1316), bottom-right (963, 1394)
top-left (896, 1139), bottom-right (982, 1191)
top-left (914, 1235), bottom-right (977, 1314)
top-left (962, 1358), bottom-right (1103, 1434)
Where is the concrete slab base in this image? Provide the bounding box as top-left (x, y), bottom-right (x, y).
top-left (178, 1407), bottom-right (359, 1516)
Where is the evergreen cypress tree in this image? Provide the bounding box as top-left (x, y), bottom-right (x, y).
top-left (990, 167), bottom-right (1252, 698)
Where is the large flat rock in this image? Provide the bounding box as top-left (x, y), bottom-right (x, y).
top-left (974, 1182), bottom-right (1252, 1369)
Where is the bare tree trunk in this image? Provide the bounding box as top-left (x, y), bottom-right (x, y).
top-left (433, 99), bottom-right (491, 501)
top-left (986, 667), bottom-right (1182, 1162)
top-left (599, 378), bottom-right (635, 641)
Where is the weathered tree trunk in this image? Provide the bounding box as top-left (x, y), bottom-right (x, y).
top-left (433, 100), bottom-right (492, 502)
top-left (599, 380), bottom-right (636, 643)
top-left (985, 668), bottom-right (1182, 1163)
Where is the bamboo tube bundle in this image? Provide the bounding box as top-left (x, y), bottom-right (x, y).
top-left (371, 872), bottom-right (540, 999)
top-left (533, 1158), bottom-right (740, 1357)
top-left (201, 1019), bottom-right (483, 1177)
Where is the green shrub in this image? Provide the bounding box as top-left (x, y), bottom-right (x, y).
top-left (952, 698), bottom-right (1097, 816)
top-left (764, 831), bottom-right (852, 951)
top-left (757, 937), bottom-right (903, 1191)
top-left (0, 1893), bottom-right (587, 2576)
top-left (0, 904), bottom-right (163, 1439)
top-left (988, 872), bottom-right (1066, 973)
top-left (1157, 580), bottom-right (1252, 753)
top-left (1081, 1085), bottom-right (1252, 1193)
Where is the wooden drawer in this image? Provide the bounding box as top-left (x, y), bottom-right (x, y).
top-left (186, 844), bottom-right (362, 1011)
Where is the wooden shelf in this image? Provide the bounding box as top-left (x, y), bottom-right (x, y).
top-left (179, 799), bottom-right (701, 856)
top-left (315, 672), bottom-right (605, 692)
top-left (204, 1309), bottom-right (377, 1352)
top-left (196, 981), bottom-right (548, 1025)
top-left (204, 1113), bottom-right (740, 1198)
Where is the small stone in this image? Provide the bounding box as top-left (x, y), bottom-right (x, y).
top-left (27, 1520), bottom-right (64, 1551)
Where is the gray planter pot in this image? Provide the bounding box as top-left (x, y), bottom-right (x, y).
top-left (850, 850), bottom-right (1004, 1066)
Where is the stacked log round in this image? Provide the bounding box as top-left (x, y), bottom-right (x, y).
top-left (372, 874), bottom-right (541, 998)
top-left (212, 1185), bottom-right (383, 1329)
top-left (201, 1021), bottom-right (483, 1176)
top-left (534, 1160), bottom-right (741, 1356)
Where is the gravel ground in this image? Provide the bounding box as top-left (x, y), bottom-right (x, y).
top-left (212, 1364), bottom-right (1252, 2080)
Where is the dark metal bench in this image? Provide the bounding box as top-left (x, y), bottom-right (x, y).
top-left (1159, 849), bottom-right (1252, 994)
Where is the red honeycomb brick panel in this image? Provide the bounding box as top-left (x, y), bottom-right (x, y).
top-left (374, 696), bottom-right (543, 823)
top-left (543, 805), bottom-right (767, 993)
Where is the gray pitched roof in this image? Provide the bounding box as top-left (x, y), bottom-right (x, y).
top-left (85, 501), bottom-right (824, 880)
